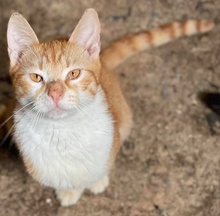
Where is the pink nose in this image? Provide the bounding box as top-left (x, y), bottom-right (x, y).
top-left (48, 82), bottom-right (64, 105)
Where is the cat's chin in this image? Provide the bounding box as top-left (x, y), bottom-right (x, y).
top-left (46, 107), bottom-right (70, 119)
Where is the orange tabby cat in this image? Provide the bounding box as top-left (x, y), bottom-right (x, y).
top-left (5, 8), bottom-right (213, 206)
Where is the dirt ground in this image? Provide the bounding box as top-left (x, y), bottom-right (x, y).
top-left (1, 0), bottom-right (220, 215)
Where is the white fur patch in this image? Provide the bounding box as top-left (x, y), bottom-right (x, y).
top-left (14, 87), bottom-right (114, 190)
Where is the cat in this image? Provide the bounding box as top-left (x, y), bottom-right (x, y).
top-left (4, 8), bottom-right (213, 206)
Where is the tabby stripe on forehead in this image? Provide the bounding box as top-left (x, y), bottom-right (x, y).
top-left (39, 57), bottom-right (43, 71)
top-left (43, 46), bottom-right (50, 63)
top-left (57, 43), bottom-right (65, 63)
top-left (51, 44), bottom-right (57, 63)
top-left (58, 42), bottom-right (67, 63)
top-left (41, 42), bottom-right (64, 64)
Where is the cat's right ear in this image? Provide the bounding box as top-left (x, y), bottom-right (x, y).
top-left (7, 12), bottom-right (39, 68)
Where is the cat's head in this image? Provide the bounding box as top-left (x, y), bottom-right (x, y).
top-left (7, 9), bottom-right (101, 119)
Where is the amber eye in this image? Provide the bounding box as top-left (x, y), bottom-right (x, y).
top-left (67, 69), bottom-right (81, 80)
top-left (30, 73), bottom-right (43, 82)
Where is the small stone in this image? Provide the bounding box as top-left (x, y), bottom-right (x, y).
top-left (46, 198), bottom-right (52, 204)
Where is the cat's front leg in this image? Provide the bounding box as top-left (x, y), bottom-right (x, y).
top-left (55, 188), bottom-right (84, 206)
top-left (88, 174), bottom-right (109, 194)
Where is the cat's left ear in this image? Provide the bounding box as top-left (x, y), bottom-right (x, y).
top-left (7, 12), bottom-right (39, 68)
top-left (69, 8), bottom-right (101, 59)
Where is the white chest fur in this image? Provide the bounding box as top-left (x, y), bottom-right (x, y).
top-left (14, 90), bottom-right (114, 190)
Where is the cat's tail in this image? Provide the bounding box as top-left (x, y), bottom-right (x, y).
top-left (101, 20), bottom-right (214, 70)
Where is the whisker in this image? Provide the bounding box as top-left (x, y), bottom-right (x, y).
top-left (8, 138), bottom-right (15, 150)
top-left (0, 101), bottom-right (35, 129)
top-left (0, 101), bottom-right (37, 146)
top-left (80, 95), bottom-right (94, 101)
top-left (15, 100), bottom-right (35, 113)
top-left (76, 104), bottom-right (95, 122)
top-left (0, 115), bottom-right (13, 130)
top-left (75, 103), bottom-right (110, 134)
top-left (16, 105), bottom-right (36, 124)
top-left (28, 109), bottom-right (38, 129)
top-left (33, 110), bottom-right (42, 131)
top-left (0, 124), bottom-right (15, 146)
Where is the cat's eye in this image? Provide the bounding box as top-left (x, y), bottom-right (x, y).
top-left (30, 73), bottom-right (43, 82)
top-left (67, 69), bottom-right (81, 80)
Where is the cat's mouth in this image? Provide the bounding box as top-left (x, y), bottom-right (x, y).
top-left (49, 107), bottom-right (66, 114)
top-left (45, 107), bottom-right (70, 119)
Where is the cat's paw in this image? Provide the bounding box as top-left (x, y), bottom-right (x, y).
top-left (89, 175), bottom-right (109, 194)
top-left (55, 189), bottom-right (83, 206)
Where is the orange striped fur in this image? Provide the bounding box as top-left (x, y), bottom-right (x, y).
top-left (101, 20), bottom-right (214, 69)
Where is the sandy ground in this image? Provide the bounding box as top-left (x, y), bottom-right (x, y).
top-left (1, 0), bottom-right (220, 215)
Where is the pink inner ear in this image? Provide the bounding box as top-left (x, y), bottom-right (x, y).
top-left (7, 12), bottom-right (39, 67)
top-left (68, 9), bottom-right (101, 59)
top-left (87, 42), bottom-right (100, 56)
top-left (8, 34), bottom-right (25, 59)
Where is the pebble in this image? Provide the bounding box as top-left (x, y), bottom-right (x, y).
top-left (46, 198), bottom-right (52, 204)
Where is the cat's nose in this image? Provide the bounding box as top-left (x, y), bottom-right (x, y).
top-left (48, 82), bottom-right (64, 105)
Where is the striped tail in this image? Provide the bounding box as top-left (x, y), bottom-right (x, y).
top-left (101, 20), bottom-right (214, 70)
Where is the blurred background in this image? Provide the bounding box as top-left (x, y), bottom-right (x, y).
top-left (1, 1), bottom-right (220, 216)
